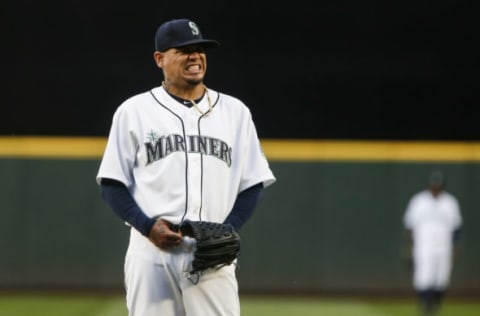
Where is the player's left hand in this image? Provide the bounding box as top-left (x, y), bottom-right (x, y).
top-left (148, 219), bottom-right (183, 249)
top-left (178, 220), bottom-right (241, 274)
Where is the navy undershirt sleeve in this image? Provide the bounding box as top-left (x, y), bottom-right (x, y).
top-left (224, 183), bottom-right (264, 231)
top-left (101, 178), bottom-right (263, 234)
top-left (453, 227), bottom-right (462, 244)
top-left (100, 178), bottom-right (156, 237)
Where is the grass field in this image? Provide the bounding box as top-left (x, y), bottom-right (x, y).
top-left (0, 293), bottom-right (479, 316)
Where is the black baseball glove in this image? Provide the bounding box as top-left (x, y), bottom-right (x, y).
top-left (178, 220), bottom-right (241, 274)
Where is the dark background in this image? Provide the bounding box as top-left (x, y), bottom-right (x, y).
top-left (1, 0), bottom-right (478, 140)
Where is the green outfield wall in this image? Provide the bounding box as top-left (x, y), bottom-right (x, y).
top-left (1, 138), bottom-right (479, 294)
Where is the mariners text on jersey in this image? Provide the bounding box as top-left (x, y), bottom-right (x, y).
top-left (145, 133), bottom-right (232, 167)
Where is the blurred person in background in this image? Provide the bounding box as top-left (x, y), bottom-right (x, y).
top-left (402, 170), bottom-right (463, 316)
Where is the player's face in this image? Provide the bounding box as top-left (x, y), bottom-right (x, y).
top-left (156, 45), bottom-right (208, 87)
top-left (429, 183), bottom-right (444, 196)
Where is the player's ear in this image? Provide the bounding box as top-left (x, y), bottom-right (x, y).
top-left (153, 51), bottom-right (164, 69)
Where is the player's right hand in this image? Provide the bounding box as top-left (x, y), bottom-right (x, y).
top-left (148, 219), bottom-right (183, 249)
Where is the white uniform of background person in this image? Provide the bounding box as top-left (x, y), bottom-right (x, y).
top-left (403, 170), bottom-right (462, 315)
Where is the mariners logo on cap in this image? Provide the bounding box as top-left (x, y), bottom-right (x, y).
top-left (189, 22), bottom-right (200, 36)
top-left (154, 18), bottom-right (220, 52)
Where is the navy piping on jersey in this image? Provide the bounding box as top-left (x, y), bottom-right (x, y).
top-left (163, 88), bottom-right (206, 220)
top-left (165, 90), bottom-right (203, 107)
top-left (149, 88), bottom-right (220, 222)
top-left (149, 90), bottom-right (190, 223)
top-left (196, 109), bottom-right (203, 220)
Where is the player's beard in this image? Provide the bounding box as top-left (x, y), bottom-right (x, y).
top-left (185, 78), bottom-right (203, 87)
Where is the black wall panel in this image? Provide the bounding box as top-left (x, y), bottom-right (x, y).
top-left (1, 1), bottom-right (478, 139)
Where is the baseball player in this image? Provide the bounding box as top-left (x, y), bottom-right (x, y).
top-left (96, 18), bottom-right (276, 316)
top-left (403, 171), bottom-right (462, 316)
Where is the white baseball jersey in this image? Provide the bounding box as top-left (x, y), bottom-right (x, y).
top-left (96, 86), bottom-right (276, 225)
top-left (97, 85), bottom-right (275, 316)
top-left (403, 190), bottom-right (462, 289)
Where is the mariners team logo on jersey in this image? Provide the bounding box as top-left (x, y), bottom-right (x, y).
top-left (145, 131), bottom-right (232, 167)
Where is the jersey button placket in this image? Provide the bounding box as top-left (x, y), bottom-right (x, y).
top-left (189, 153), bottom-right (202, 215)
top-left (187, 112), bottom-right (201, 216)
top-left (186, 112), bottom-right (198, 134)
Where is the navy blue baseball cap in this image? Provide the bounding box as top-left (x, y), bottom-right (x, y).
top-left (429, 170), bottom-right (445, 186)
top-left (154, 19), bottom-right (220, 52)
